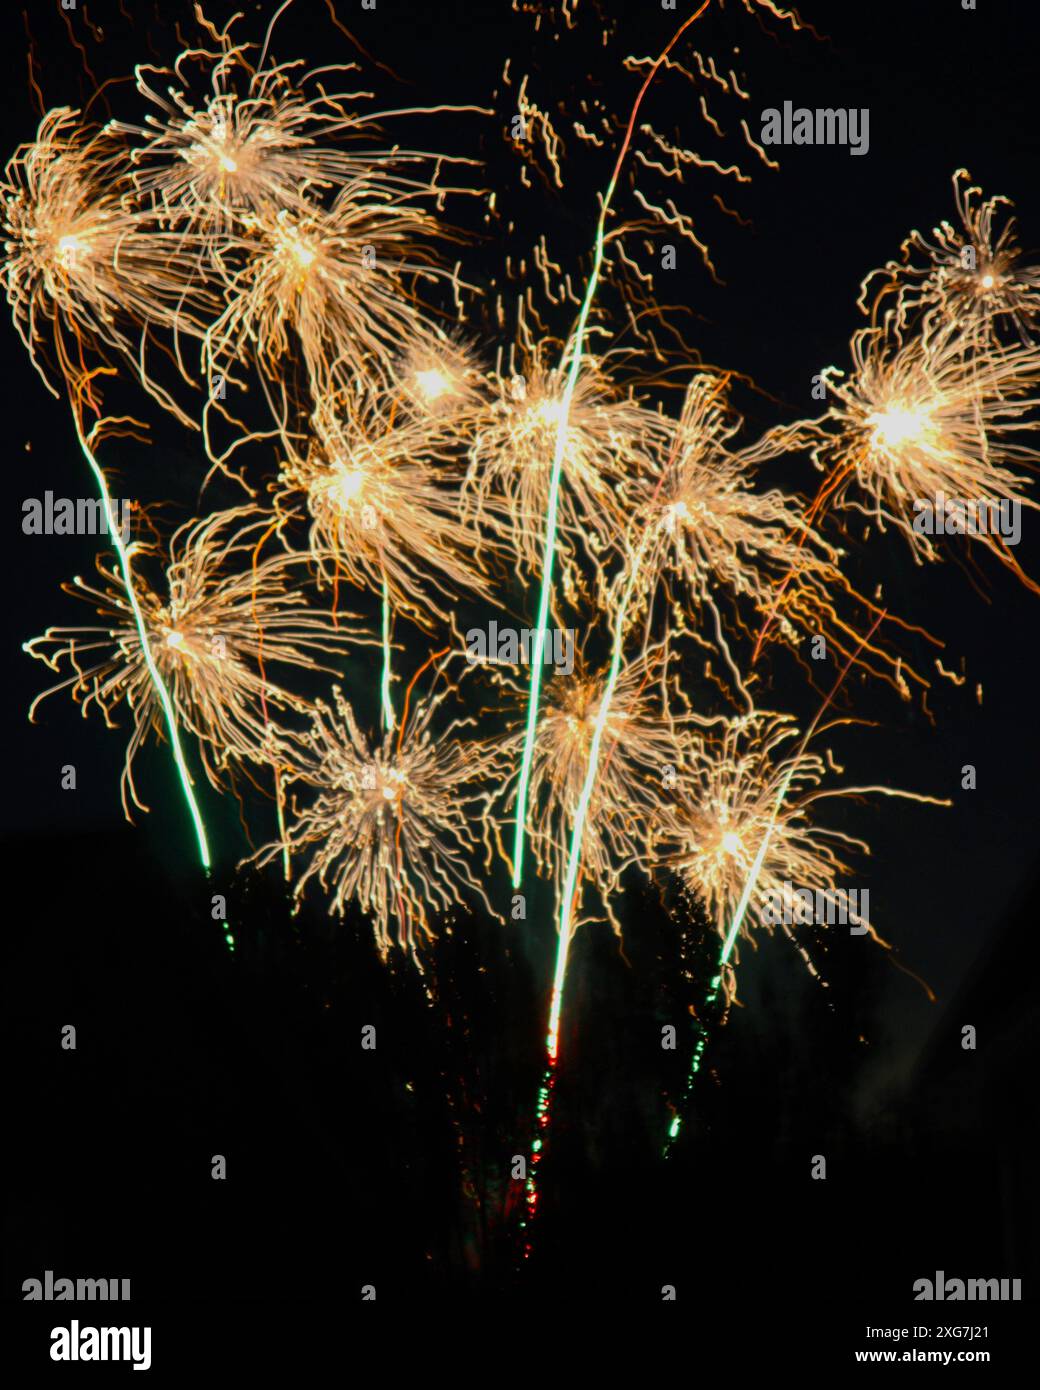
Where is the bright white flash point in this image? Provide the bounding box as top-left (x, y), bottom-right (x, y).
top-left (335, 469), bottom-right (365, 506)
top-left (289, 237), bottom-right (316, 268)
top-left (868, 404), bottom-right (933, 451)
top-left (534, 398), bottom-right (565, 427)
top-left (56, 234), bottom-right (84, 262)
top-left (415, 368), bottom-right (452, 401)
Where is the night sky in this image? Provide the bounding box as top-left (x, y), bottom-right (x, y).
top-left (3, 0), bottom-right (1038, 1373)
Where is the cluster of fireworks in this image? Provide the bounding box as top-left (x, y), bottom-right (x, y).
top-left (7, 3), bottom-right (1039, 1195)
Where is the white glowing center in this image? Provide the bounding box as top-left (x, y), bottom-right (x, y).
top-left (868, 404), bottom-right (932, 451)
top-left (534, 398), bottom-right (565, 427)
top-left (56, 234), bottom-right (85, 264)
top-left (335, 469), bottom-right (365, 506)
top-left (721, 831), bottom-right (742, 856)
top-left (381, 767), bottom-right (407, 801)
top-left (415, 368), bottom-right (451, 401)
top-left (285, 234), bottom-right (316, 268)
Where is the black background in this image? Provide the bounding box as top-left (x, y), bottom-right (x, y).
top-left (2, 0), bottom-right (1038, 1374)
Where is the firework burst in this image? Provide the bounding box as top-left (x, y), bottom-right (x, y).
top-left (464, 335), bottom-right (657, 597)
top-left (615, 373), bottom-right (843, 655)
top-left (117, 28), bottom-right (367, 234)
top-left (204, 182), bottom-right (456, 402)
top-left (277, 390), bottom-right (495, 626)
top-left (25, 507), bottom-right (371, 816)
top-left (256, 673), bottom-right (503, 955)
top-left (1, 107), bottom-right (210, 415)
top-left (394, 334), bottom-right (487, 425)
top-left (491, 642), bottom-right (709, 933)
top-left (816, 319), bottom-right (1040, 576)
top-left (859, 169), bottom-right (1040, 340)
top-left (657, 711), bottom-right (945, 1001)
top-left (116, 12), bottom-right (478, 240)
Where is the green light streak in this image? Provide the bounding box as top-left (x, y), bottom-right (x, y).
top-left (73, 414), bottom-right (211, 870)
top-left (380, 575), bottom-right (395, 732)
top-left (723, 766), bottom-right (796, 963)
top-left (664, 604), bottom-right (886, 1151)
top-left (547, 554), bottom-right (646, 1057)
top-left (510, 94), bottom-right (648, 891)
top-left (511, 0), bottom-right (714, 890)
top-left (511, 310), bottom-right (602, 889)
top-left (664, 765), bottom-right (795, 1151)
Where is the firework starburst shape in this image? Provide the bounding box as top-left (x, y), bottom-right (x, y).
top-left (8, 1), bottom-right (1036, 1210)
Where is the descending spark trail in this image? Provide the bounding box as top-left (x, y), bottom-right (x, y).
top-left (547, 549), bottom-right (651, 1059)
top-left (519, 1058), bottom-right (555, 1258)
top-left (541, 373), bottom-right (726, 1058)
top-left (511, 0), bottom-right (714, 888)
top-left (70, 406), bottom-right (212, 872)
top-left (519, 17), bottom-right (723, 1222)
top-left (664, 609), bottom-right (889, 1152)
top-left (521, 544), bottom-right (653, 1257)
top-left (663, 776), bottom-right (788, 1147)
top-left (381, 575), bottom-right (395, 731)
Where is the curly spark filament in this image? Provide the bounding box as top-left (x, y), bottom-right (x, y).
top-left (511, 0), bottom-right (715, 888)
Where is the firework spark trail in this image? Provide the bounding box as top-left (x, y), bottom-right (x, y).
top-left (519, 1057), bottom-right (556, 1258)
top-left (664, 607), bottom-right (889, 1152)
top-left (519, 536), bottom-right (661, 1258)
top-left (27, 502), bottom-right (370, 808)
top-left (535, 379), bottom-right (715, 1060)
top-left (1, 100), bottom-right (218, 873)
top-left (380, 574), bottom-right (395, 731)
top-left (547, 543), bottom-right (654, 1060)
top-left (71, 409), bottom-right (211, 871)
top-left (511, 0), bottom-right (714, 888)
